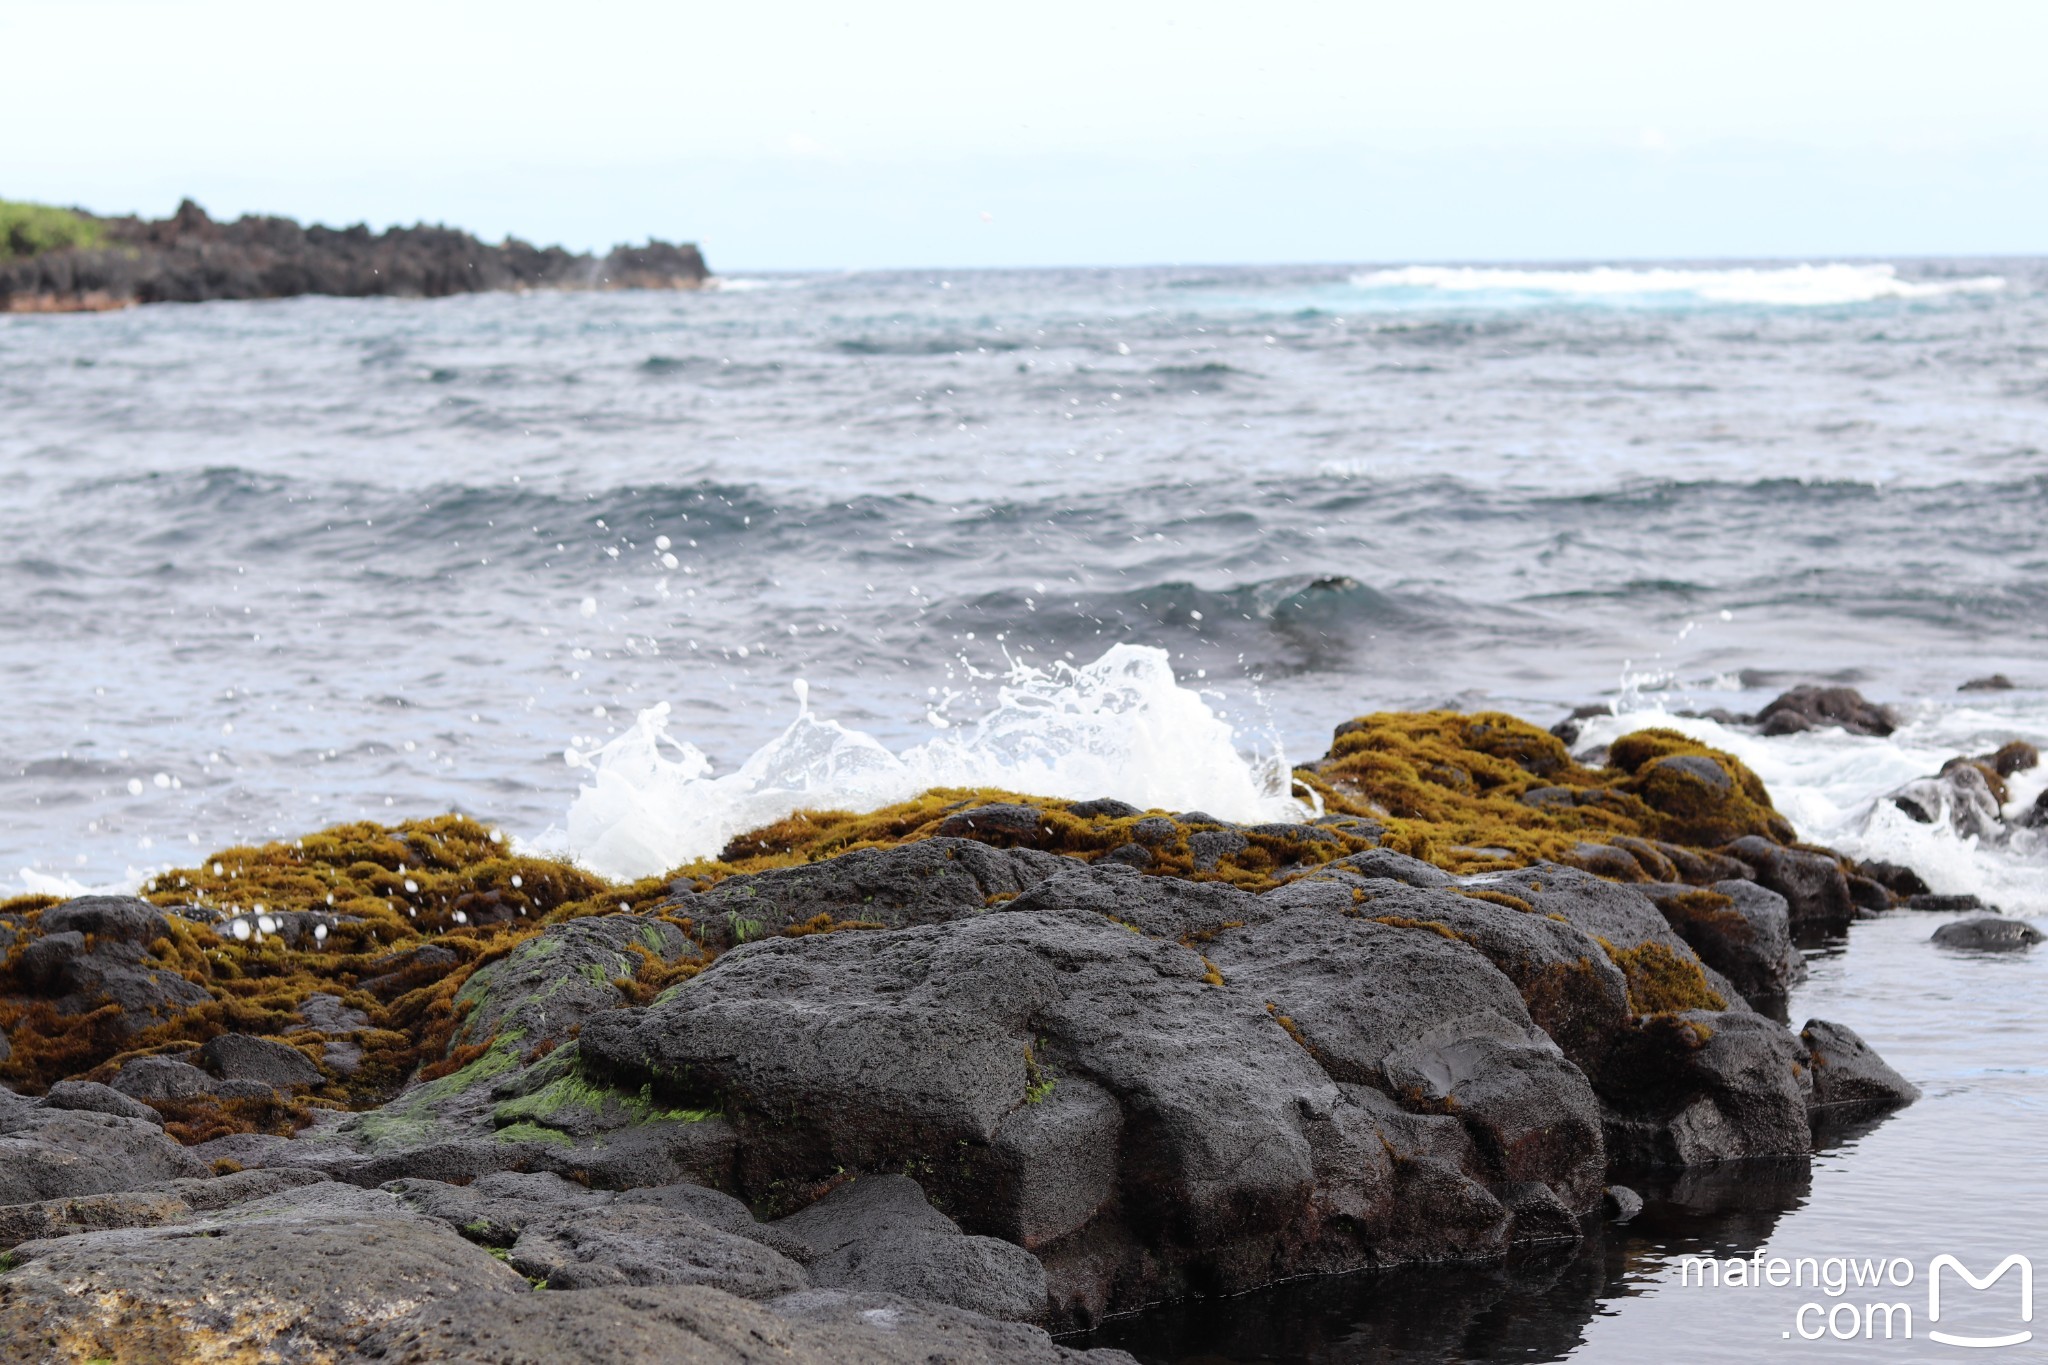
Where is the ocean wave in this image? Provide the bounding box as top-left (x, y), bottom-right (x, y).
top-left (533, 644), bottom-right (1306, 879)
top-left (1347, 264), bottom-right (2008, 308)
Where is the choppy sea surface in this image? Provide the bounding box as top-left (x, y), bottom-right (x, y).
top-left (5, 258), bottom-right (2046, 1360)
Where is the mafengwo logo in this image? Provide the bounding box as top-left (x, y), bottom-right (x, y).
top-left (1676, 1251), bottom-right (2033, 1346)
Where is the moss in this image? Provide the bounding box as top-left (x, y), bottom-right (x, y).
top-left (492, 1121), bottom-right (575, 1147)
top-left (0, 200), bottom-right (106, 262)
top-left (1597, 937), bottom-right (1728, 1015)
top-left (1299, 712), bottom-right (1792, 873)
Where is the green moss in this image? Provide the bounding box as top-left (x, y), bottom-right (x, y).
top-left (0, 200), bottom-right (105, 262)
top-left (492, 1121), bottom-right (575, 1147)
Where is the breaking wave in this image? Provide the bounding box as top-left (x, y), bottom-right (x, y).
top-left (1348, 263), bottom-right (2007, 308)
top-left (537, 643), bottom-right (1309, 880)
top-left (1574, 703), bottom-right (2048, 913)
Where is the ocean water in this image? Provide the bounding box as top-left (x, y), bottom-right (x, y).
top-left (4, 259), bottom-right (2046, 1360)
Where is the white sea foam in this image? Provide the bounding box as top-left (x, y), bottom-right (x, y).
top-left (1348, 263), bottom-right (2006, 308)
top-left (1574, 701), bottom-right (2048, 913)
top-left (538, 644), bottom-right (1309, 880)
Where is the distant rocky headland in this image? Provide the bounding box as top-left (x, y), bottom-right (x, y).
top-left (0, 197), bottom-right (708, 313)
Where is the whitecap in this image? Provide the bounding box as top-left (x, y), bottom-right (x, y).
top-left (1347, 263), bottom-right (2005, 309)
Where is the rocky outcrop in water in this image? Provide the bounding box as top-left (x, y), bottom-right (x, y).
top-left (0, 198), bottom-right (707, 313)
top-left (0, 708), bottom-right (1925, 1360)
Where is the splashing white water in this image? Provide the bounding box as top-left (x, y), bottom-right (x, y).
top-left (537, 644), bottom-right (1308, 880)
top-left (1574, 701), bottom-right (2048, 913)
top-left (1349, 263), bottom-right (2006, 308)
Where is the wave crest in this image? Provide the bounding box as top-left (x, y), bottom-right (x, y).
top-left (1348, 263), bottom-right (2006, 308)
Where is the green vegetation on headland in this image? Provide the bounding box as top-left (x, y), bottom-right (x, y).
top-left (0, 196), bottom-right (706, 312)
top-left (0, 199), bottom-right (104, 262)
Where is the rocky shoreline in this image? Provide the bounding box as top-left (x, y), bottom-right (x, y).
top-left (0, 199), bottom-right (707, 314)
top-left (0, 697), bottom-right (1999, 1362)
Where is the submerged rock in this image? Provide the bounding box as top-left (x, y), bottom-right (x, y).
top-left (1755, 685), bottom-right (1900, 737)
top-left (1930, 916), bottom-right (2044, 951)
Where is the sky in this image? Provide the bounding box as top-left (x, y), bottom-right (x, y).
top-left (6, 0), bottom-right (2046, 270)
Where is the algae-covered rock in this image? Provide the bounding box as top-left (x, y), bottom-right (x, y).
top-left (454, 913), bottom-right (699, 1049)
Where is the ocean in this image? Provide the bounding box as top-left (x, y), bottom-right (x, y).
top-left (4, 258), bottom-right (2045, 1360)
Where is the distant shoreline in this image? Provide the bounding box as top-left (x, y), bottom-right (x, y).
top-left (0, 198), bottom-right (708, 314)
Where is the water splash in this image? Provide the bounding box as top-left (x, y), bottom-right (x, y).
top-left (537, 644), bottom-right (1307, 880)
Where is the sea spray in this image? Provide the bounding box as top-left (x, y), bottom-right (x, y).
top-left (540, 643), bottom-right (1307, 880)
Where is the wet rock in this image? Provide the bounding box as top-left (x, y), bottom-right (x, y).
top-left (1603, 1185), bottom-right (1644, 1222)
top-left (1960, 673), bottom-right (2016, 691)
top-left (198, 1033), bottom-right (323, 1089)
top-left (37, 1078), bottom-right (163, 1125)
top-left (1800, 1019), bottom-right (1920, 1109)
top-left (1722, 836), bottom-right (1855, 934)
top-left (1931, 916), bottom-right (2044, 951)
top-left (0, 1105), bottom-right (209, 1205)
top-left (1889, 765), bottom-right (2004, 837)
top-left (0, 1195), bottom-right (526, 1359)
top-left (1601, 1010), bottom-right (1812, 1166)
top-left (771, 1175), bottom-right (1048, 1322)
top-left (1639, 881), bottom-right (1804, 1005)
top-left (1755, 685), bottom-right (1899, 737)
top-left (509, 1202), bottom-right (810, 1297)
top-left (664, 838), bottom-right (1073, 943)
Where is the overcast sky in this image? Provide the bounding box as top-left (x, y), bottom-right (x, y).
top-left (7, 0), bottom-right (2044, 269)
